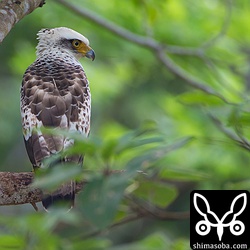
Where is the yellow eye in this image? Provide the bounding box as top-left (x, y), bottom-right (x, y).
top-left (72, 39), bottom-right (81, 48)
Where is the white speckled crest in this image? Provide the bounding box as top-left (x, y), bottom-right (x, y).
top-left (36, 27), bottom-right (90, 57)
top-left (37, 27), bottom-right (89, 44)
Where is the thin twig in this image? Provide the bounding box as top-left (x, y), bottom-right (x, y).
top-left (126, 194), bottom-right (190, 220)
top-left (164, 45), bottom-right (204, 57)
top-left (208, 113), bottom-right (250, 151)
top-left (155, 49), bottom-right (227, 101)
top-left (82, 213), bottom-right (144, 239)
top-left (82, 206), bottom-right (189, 239)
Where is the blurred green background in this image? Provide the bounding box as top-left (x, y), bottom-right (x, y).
top-left (0, 0), bottom-right (250, 249)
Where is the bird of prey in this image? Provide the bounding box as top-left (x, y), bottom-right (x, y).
top-left (20, 27), bottom-right (95, 210)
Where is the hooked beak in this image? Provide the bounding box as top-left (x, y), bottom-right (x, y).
top-left (85, 49), bottom-right (95, 61)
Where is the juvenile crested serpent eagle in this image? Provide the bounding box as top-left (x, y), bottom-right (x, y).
top-left (21, 27), bottom-right (95, 210)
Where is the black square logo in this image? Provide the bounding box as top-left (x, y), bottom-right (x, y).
top-left (190, 190), bottom-right (250, 250)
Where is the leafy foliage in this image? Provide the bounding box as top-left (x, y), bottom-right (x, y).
top-left (0, 0), bottom-right (250, 249)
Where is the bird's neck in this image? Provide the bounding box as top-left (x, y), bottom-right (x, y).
top-left (36, 48), bottom-right (81, 67)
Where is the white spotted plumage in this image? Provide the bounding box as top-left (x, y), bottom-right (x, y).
top-left (20, 27), bottom-right (95, 209)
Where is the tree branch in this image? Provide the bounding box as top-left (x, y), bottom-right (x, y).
top-left (155, 49), bottom-right (225, 99)
top-left (82, 199), bottom-right (189, 239)
top-left (208, 113), bottom-right (250, 151)
top-left (55, 0), bottom-right (160, 49)
top-left (0, 0), bottom-right (46, 43)
top-left (0, 172), bottom-right (84, 207)
top-left (55, 0), bottom-right (230, 103)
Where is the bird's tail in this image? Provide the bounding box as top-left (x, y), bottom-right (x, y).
top-left (41, 154), bottom-right (82, 211)
top-left (42, 180), bottom-right (75, 211)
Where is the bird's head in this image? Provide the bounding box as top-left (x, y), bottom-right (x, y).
top-left (36, 27), bottom-right (95, 61)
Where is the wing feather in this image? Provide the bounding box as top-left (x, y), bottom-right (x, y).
top-left (21, 60), bottom-right (90, 168)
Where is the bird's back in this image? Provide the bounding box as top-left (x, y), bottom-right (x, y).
top-left (21, 57), bottom-right (91, 209)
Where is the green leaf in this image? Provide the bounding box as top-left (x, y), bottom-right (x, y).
top-left (39, 127), bottom-right (100, 156)
top-left (133, 180), bottom-right (177, 208)
top-left (178, 91), bottom-right (224, 106)
top-left (0, 235), bottom-right (24, 249)
top-left (136, 232), bottom-right (171, 249)
top-left (114, 122), bottom-right (160, 154)
top-left (172, 238), bottom-right (190, 250)
top-left (159, 167), bottom-right (209, 181)
top-left (101, 138), bottom-right (118, 161)
top-left (227, 108), bottom-right (250, 127)
top-left (126, 137), bottom-right (194, 172)
top-left (72, 238), bottom-right (111, 250)
top-left (33, 164), bottom-right (82, 191)
top-left (79, 173), bottom-right (128, 229)
top-left (116, 136), bottom-right (164, 154)
top-left (109, 232), bottom-right (170, 250)
top-left (67, 139), bottom-right (100, 157)
top-left (225, 180), bottom-right (250, 190)
top-left (147, 6), bottom-right (158, 25)
top-left (227, 108), bottom-right (238, 127)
